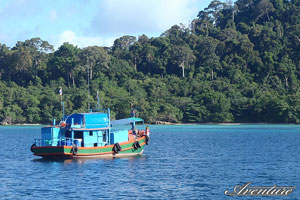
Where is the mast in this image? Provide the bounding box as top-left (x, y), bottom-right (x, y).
top-left (87, 59), bottom-right (90, 112)
top-left (97, 90), bottom-right (100, 111)
top-left (59, 87), bottom-right (64, 120)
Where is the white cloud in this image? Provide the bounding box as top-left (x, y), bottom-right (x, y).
top-left (87, 0), bottom-right (199, 37)
top-left (55, 30), bottom-right (116, 49)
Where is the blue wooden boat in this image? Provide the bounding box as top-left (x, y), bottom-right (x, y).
top-left (31, 109), bottom-right (150, 158)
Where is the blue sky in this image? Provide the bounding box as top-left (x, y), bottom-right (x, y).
top-left (0, 0), bottom-right (210, 49)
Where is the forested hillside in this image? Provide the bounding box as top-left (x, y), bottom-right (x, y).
top-left (1, 0), bottom-right (300, 124)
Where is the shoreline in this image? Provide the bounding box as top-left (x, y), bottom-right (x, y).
top-left (15, 123), bottom-right (42, 126)
top-left (0, 123), bottom-right (43, 126)
top-left (1, 122), bottom-right (299, 126)
top-left (151, 122), bottom-right (299, 125)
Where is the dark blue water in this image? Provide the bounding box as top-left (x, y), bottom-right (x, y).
top-left (0, 125), bottom-right (300, 199)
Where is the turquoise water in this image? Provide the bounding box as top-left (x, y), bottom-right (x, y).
top-left (0, 125), bottom-right (300, 199)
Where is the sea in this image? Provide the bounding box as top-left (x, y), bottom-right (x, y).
top-left (0, 124), bottom-right (300, 199)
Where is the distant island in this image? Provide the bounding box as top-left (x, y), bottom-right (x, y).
top-left (0, 0), bottom-right (300, 124)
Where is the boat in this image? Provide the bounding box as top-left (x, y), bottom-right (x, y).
top-left (31, 108), bottom-right (150, 159)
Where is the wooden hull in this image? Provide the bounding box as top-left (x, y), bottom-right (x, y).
top-left (32, 136), bottom-right (146, 159)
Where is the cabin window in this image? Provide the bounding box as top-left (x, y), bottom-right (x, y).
top-left (94, 143), bottom-right (98, 147)
top-left (65, 131), bottom-right (71, 138)
top-left (103, 133), bottom-right (106, 142)
top-left (89, 131), bottom-right (93, 136)
top-left (74, 131), bottom-right (83, 139)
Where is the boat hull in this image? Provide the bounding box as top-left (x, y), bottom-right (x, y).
top-left (32, 136), bottom-right (146, 159)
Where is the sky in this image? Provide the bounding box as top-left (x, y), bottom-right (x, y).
top-left (0, 0), bottom-right (210, 49)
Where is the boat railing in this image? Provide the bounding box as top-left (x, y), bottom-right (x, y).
top-left (34, 137), bottom-right (75, 147)
top-left (34, 138), bottom-right (107, 147)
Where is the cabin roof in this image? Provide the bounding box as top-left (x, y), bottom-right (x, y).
top-left (110, 117), bottom-right (144, 126)
top-left (65, 112), bottom-right (109, 129)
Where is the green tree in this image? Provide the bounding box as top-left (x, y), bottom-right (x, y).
top-left (167, 45), bottom-right (195, 77)
top-left (48, 43), bottom-right (80, 87)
